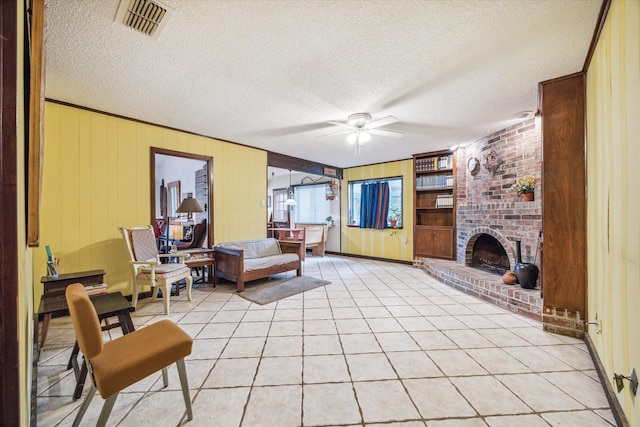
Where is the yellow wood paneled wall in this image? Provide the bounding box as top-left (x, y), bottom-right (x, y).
top-left (16, 1), bottom-right (33, 424)
top-left (342, 160), bottom-right (413, 261)
top-left (35, 102), bottom-right (267, 303)
top-left (586, 0), bottom-right (640, 423)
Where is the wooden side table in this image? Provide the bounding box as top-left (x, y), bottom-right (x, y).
top-left (182, 248), bottom-right (215, 285)
top-left (38, 269), bottom-right (106, 353)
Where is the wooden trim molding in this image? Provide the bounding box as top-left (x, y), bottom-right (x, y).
top-left (27, 0), bottom-right (45, 247)
top-left (584, 333), bottom-right (630, 427)
top-left (583, 0), bottom-right (612, 72)
top-left (267, 151), bottom-right (343, 179)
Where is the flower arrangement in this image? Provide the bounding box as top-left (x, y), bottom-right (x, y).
top-left (388, 205), bottom-right (401, 221)
top-left (510, 175), bottom-right (536, 195)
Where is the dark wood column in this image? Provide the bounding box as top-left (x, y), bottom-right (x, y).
top-left (539, 72), bottom-right (587, 338)
top-left (0, 0), bottom-right (21, 425)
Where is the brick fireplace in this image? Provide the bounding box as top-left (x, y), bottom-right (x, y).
top-left (418, 118), bottom-right (543, 320)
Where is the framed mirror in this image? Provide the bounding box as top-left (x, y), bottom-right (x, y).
top-left (151, 148), bottom-right (214, 249)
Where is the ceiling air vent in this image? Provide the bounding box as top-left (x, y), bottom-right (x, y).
top-left (115, 0), bottom-right (173, 38)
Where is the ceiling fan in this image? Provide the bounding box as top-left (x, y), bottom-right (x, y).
top-left (316, 113), bottom-right (404, 158)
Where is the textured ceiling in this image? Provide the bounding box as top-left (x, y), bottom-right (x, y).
top-left (44, 0), bottom-right (602, 168)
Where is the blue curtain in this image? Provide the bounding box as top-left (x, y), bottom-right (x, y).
top-left (359, 182), bottom-right (390, 229)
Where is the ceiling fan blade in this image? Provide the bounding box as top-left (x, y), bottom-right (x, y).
top-left (365, 115), bottom-right (399, 129)
top-left (315, 130), bottom-right (352, 139)
top-left (369, 129), bottom-right (404, 138)
top-left (327, 120), bottom-right (355, 130)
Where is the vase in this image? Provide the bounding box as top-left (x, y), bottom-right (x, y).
top-left (521, 192), bottom-right (534, 202)
top-left (502, 271), bottom-right (517, 285)
top-left (513, 240), bottom-right (539, 289)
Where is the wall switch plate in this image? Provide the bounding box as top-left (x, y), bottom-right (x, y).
top-left (631, 368), bottom-right (638, 396)
top-left (261, 199), bottom-right (265, 207)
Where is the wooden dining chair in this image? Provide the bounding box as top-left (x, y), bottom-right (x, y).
top-left (65, 283), bottom-right (194, 426)
top-left (120, 225), bottom-right (193, 314)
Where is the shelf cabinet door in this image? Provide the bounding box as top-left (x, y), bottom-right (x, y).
top-left (432, 228), bottom-right (454, 259)
top-left (415, 227), bottom-right (454, 259)
top-left (414, 228), bottom-right (435, 257)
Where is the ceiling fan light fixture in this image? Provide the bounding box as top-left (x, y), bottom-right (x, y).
top-left (359, 131), bottom-right (371, 144)
top-left (347, 130), bottom-right (371, 145)
top-left (285, 169), bottom-right (297, 206)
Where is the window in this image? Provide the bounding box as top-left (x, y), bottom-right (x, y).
top-left (272, 188), bottom-right (288, 222)
top-left (294, 184), bottom-right (331, 223)
top-left (348, 177), bottom-right (402, 228)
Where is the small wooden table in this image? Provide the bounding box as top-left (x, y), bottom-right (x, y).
top-left (268, 228), bottom-right (303, 240)
top-left (38, 269), bottom-right (106, 351)
top-left (182, 248), bottom-right (215, 285)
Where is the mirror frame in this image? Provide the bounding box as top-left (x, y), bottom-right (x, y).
top-left (150, 147), bottom-right (214, 248)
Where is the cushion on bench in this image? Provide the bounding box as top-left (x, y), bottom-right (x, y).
top-left (216, 238), bottom-right (282, 259)
top-left (244, 253), bottom-right (299, 272)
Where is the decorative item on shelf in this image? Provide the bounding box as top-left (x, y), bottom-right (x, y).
top-left (326, 216), bottom-right (334, 226)
top-left (483, 150), bottom-right (504, 175)
top-left (502, 270), bottom-right (517, 285)
top-left (45, 245), bottom-right (59, 277)
top-left (510, 174), bottom-right (536, 201)
top-left (435, 194), bottom-right (454, 208)
top-left (513, 240), bottom-right (539, 289)
top-left (325, 180), bottom-right (338, 200)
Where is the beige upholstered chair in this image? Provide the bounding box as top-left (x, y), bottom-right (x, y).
top-left (65, 283), bottom-right (193, 427)
top-left (120, 226), bottom-right (193, 315)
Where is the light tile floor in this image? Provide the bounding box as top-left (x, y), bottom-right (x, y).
top-left (36, 256), bottom-right (616, 426)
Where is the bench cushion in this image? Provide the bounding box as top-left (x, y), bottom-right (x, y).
top-left (244, 253), bottom-right (299, 272)
top-left (216, 238), bottom-right (282, 259)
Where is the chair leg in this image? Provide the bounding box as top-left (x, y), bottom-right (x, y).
top-left (185, 275), bottom-right (193, 301)
top-left (96, 393), bottom-right (119, 427)
top-left (176, 358), bottom-right (193, 421)
top-left (163, 282), bottom-right (171, 314)
top-left (72, 382), bottom-right (97, 427)
top-left (151, 285), bottom-right (159, 302)
top-left (132, 283), bottom-right (139, 308)
top-left (162, 366), bottom-right (169, 387)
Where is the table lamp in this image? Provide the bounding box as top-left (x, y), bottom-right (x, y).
top-left (176, 194), bottom-right (206, 246)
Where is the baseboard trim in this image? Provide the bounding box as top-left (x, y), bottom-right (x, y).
top-left (584, 333), bottom-right (629, 427)
top-left (325, 251), bottom-right (413, 265)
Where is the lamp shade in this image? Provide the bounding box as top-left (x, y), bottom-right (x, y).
top-left (176, 196), bottom-right (204, 213)
top-left (284, 169), bottom-right (297, 205)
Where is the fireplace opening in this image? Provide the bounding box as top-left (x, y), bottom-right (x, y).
top-left (471, 234), bottom-right (510, 275)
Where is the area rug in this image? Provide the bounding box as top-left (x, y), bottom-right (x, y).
top-left (238, 275), bottom-right (330, 305)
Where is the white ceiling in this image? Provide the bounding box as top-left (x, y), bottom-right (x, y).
top-left (44, 0), bottom-right (602, 169)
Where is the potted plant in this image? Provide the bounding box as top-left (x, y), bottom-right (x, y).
top-left (510, 174), bottom-right (536, 201)
top-left (388, 206), bottom-right (401, 228)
